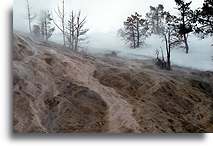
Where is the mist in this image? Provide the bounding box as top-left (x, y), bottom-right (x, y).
top-left (13, 0), bottom-right (213, 72)
top-left (13, 0), bottom-right (204, 34)
top-left (13, 0), bottom-right (203, 49)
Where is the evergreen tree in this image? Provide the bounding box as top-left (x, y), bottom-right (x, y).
top-left (119, 12), bottom-right (149, 48)
top-left (174, 0), bottom-right (193, 54)
top-left (154, 12), bottom-right (181, 70)
top-left (194, 0), bottom-right (213, 39)
top-left (162, 13), bottom-right (181, 70)
top-left (146, 4), bottom-right (166, 34)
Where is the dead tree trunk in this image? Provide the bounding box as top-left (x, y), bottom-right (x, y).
top-left (62, 0), bottom-right (65, 46)
top-left (26, 0), bottom-right (32, 33)
top-left (44, 17), bottom-right (48, 41)
top-left (74, 11), bottom-right (88, 51)
top-left (67, 11), bottom-right (75, 50)
top-left (26, 0), bottom-right (36, 33)
top-left (54, 0), bottom-right (66, 46)
top-left (75, 12), bottom-right (80, 51)
top-left (71, 11), bottom-right (75, 50)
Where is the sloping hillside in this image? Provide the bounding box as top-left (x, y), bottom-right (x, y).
top-left (13, 33), bottom-right (213, 133)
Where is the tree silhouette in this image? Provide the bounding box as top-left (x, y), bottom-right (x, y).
top-left (194, 0), bottom-right (213, 40)
top-left (74, 11), bottom-right (89, 51)
top-left (154, 12), bottom-right (181, 70)
top-left (119, 12), bottom-right (149, 48)
top-left (66, 11), bottom-right (89, 51)
top-left (40, 10), bottom-right (55, 41)
top-left (146, 4), bottom-right (166, 34)
top-left (175, 0), bottom-right (193, 54)
top-left (66, 11), bottom-right (75, 49)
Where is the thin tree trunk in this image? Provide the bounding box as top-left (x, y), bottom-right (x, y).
top-left (26, 0), bottom-right (32, 33)
top-left (69, 21), bottom-right (71, 48)
top-left (182, 8), bottom-right (189, 54)
top-left (164, 30), bottom-right (171, 70)
top-left (60, 0), bottom-right (65, 46)
top-left (132, 30), bottom-right (136, 48)
top-left (167, 29), bottom-right (171, 70)
top-left (183, 34), bottom-right (189, 54)
top-left (75, 35), bottom-right (78, 51)
top-left (75, 14), bottom-right (80, 51)
top-left (54, 0), bottom-right (66, 46)
top-left (45, 15), bottom-right (48, 41)
top-left (164, 34), bottom-right (169, 56)
top-left (71, 11), bottom-right (75, 50)
top-left (156, 11), bottom-right (159, 34)
top-left (67, 15), bottom-right (72, 48)
top-left (136, 21), bottom-right (140, 48)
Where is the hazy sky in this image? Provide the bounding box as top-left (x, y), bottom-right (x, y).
top-left (13, 0), bottom-right (204, 33)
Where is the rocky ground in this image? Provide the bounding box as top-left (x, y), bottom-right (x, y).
top-left (12, 33), bottom-right (213, 133)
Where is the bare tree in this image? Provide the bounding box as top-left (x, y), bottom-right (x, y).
top-left (54, 0), bottom-right (66, 46)
top-left (26, 0), bottom-right (36, 33)
top-left (74, 11), bottom-right (89, 51)
top-left (65, 11), bottom-right (88, 51)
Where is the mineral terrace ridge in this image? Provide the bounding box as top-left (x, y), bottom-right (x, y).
top-left (13, 33), bottom-right (213, 133)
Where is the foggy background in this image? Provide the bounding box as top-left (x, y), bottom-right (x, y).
top-left (13, 0), bottom-right (213, 72)
top-left (13, 0), bottom-right (205, 50)
top-left (13, 0), bottom-right (204, 33)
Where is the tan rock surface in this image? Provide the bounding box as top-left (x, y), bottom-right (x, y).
top-left (13, 33), bottom-right (213, 133)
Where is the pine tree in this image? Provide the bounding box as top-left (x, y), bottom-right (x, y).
top-left (123, 16), bottom-right (137, 48)
top-left (163, 13), bottom-right (181, 70)
top-left (195, 0), bottom-right (213, 39)
top-left (174, 0), bottom-right (193, 54)
top-left (119, 12), bottom-right (149, 48)
top-left (154, 12), bottom-right (181, 70)
top-left (146, 4), bottom-right (166, 34)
